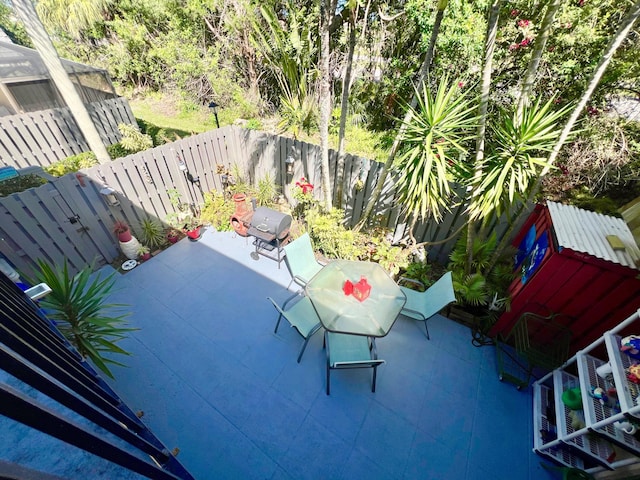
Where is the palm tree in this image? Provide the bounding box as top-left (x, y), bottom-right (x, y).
top-left (12, 0), bottom-right (111, 164)
top-left (356, 0), bottom-right (450, 230)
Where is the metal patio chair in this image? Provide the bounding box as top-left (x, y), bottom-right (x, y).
top-left (267, 294), bottom-right (322, 363)
top-left (398, 271), bottom-right (457, 340)
top-left (325, 331), bottom-right (385, 395)
top-left (282, 233), bottom-right (325, 290)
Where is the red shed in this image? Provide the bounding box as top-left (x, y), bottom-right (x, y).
top-left (490, 201), bottom-right (640, 354)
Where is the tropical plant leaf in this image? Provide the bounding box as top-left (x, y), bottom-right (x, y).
top-left (468, 97), bottom-right (572, 221)
top-left (25, 260), bottom-right (135, 379)
top-left (394, 77), bottom-right (478, 222)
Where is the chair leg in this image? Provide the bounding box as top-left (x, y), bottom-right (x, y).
top-left (274, 313), bottom-right (283, 334)
top-left (326, 365), bottom-right (331, 395)
top-left (297, 337), bottom-right (311, 363)
top-left (372, 365), bottom-right (377, 393)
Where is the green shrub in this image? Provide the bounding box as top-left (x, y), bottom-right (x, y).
top-left (45, 152), bottom-right (98, 177)
top-left (0, 174), bottom-right (47, 196)
top-left (245, 118), bottom-right (262, 130)
top-left (305, 207), bottom-right (367, 261)
top-left (256, 173), bottom-right (279, 207)
top-left (200, 190), bottom-right (235, 232)
top-left (118, 123), bottom-right (153, 153)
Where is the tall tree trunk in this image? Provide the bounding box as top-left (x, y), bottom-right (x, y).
top-left (465, 0), bottom-right (501, 273)
top-left (13, 0), bottom-right (111, 165)
top-left (334, 11), bottom-right (357, 208)
top-left (355, 0), bottom-right (448, 231)
top-left (487, 0), bottom-right (640, 272)
top-left (319, 0), bottom-right (335, 209)
top-left (516, 0), bottom-right (562, 119)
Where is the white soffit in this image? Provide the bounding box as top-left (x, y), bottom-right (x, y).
top-left (547, 201), bottom-right (640, 271)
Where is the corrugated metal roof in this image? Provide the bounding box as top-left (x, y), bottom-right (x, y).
top-left (548, 201), bottom-right (640, 270)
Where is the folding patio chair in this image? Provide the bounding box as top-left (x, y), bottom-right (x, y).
top-left (325, 331), bottom-right (385, 395)
top-left (267, 293), bottom-right (322, 363)
top-left (398, 271), bottom-right (457, 340)
top-left (282, 233), bottom-right (325, 290)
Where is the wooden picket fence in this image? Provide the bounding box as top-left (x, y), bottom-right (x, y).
top-left (0, 97), bottom-right (136, 168)
top-left (0, 125), bottom-right (526, 279)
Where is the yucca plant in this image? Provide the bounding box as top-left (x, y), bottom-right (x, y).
top-left (137, 217), bottom-right (165, 250)
top-left (27, 260), bottom-right (135, 379)
top-left (468, 97), bottom-right (573, 221)
top-left (394, 77), bottom-right (478, 224)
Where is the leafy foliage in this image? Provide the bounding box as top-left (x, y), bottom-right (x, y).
top-left (117, 123), bottom-right (153, 153)
top-left (136, 217), bottom-right (166, 249)
top-left (447, 231), bottom-right (513, 309)
top-left (199, 190), bottom-right (235, 232)
top-left (395, 77), bottom-right (477, 222)
top-left (0, 174), bottom-right (47, 196)
top-left (468, 97), bottom-right (572, 221)
top-left (45, 152), bottom-right (99, 177)
top-left (27, 260), bottom-right (135, 379)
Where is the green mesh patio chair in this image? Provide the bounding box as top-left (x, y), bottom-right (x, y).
top-left (267, 294), bottom-right (322, 363)
top-left (283, 233), bottom-right (325, 290)
top-left (325, 331), bottom-right (385, 395)
top-left (398, 271), bottom-right (456, 340)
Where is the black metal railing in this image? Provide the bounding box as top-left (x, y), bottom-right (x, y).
top-left (0, 273), bottom-right (195, 480)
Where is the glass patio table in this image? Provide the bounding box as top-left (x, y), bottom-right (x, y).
top-left (305, 260), bottom-right (406, 337)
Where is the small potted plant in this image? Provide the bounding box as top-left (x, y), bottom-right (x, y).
top-left (137, 217), bottom-right (165, 250)
top-left (137, 245), bottom-right (151, 261)
top-left (182, 215), bottom-right (203, 241)
top-left (113, 220), bottom-right (132, 242)
top-left (166, 228), bottom-right (181, 244)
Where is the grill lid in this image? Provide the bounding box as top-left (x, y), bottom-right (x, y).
top-left (248, 207), bottom-right (292, 241)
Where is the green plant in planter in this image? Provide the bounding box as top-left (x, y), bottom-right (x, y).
top-left (256, 172), bottom-right (279, 207)
top-left (200, 190), bottom-right (235, 231)
top-left (27, 260), bottom-right (136, 379)
top-left (136, 245), bottom-right (151, 259)
top-left (136, 217), bottom-right (165, 249)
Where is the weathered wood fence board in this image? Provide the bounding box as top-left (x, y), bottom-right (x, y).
top-left (1, 125), bottom-right (526, 279)
top-left (0, 97), bottom-right (136, 168)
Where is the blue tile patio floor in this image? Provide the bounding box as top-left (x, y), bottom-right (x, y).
top-left (100, 228), bottom-right (558, 480)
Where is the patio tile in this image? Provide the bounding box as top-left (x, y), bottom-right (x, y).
top-left (309, 389), bottom-right (372, 444)
top-left (237, 387), bottom-right (307, 462)
top-left (373, 367), bottom-right (429, 425)
top-left (403, 428), bottom-right (469, 480)
top-left (416, 387), bottom-right (475, 450)
top-left (354, 402), bottom-right (415, 474)
top-left (278, 415), bottom-right (351, 480)
top-left (338, 448), bottom-right (397, 480)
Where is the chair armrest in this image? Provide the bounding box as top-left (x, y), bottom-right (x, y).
top-left (398, 276), bottom-right (425, 290)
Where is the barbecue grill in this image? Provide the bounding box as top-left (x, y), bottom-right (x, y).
top-left (247, 207), bottom-right (292, 267)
